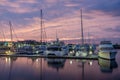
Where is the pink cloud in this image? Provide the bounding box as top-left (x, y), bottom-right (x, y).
top-left (0, 0), bottom-right (39, 14)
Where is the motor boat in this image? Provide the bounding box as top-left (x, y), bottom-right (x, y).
top-left (98, 41), bottom-right (117, 59)
top-left (34, 45), bottom-right (47, 54)
top-left (44, 45), bottom-right (68, 56)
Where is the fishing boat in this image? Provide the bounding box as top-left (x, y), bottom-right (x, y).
top-left (98, 41), bottom-right (117, 59)
top-left (0, 21), bottom-right (15, 55)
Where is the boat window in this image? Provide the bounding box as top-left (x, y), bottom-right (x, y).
top-left (100, 47), bottom-right (113, 50)
top-left (47, 47), bottom-right (61, 51)
top-left (0, 47), bottom-right (10, 50)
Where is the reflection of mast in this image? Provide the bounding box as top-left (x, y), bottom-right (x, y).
top-left (80, 9), bottom-right (84, 45)
top-left (8, 57), bottom-right (12, 80)
top-left (40, 58), bottom-right (42, 80)
top-left (82, 62), bottom-right (85, 80)
top-left (7, 57), bottom-right (17, 80)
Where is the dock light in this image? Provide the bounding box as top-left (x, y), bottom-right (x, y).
top-left (89, 51), bottom-right (92, 54)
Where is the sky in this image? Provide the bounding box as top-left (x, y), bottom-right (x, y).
top-left (0, 0), bottom-right (120, 43)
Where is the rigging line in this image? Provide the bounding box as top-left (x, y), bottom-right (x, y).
top-left (11, 25), bottom-right (19, 41)
top-left (0, 23), bottom-right (6, 41)
top-left (0, 32), bottom-right (4, 41)
top-left (42, 20), bottom-right (47, 42)
top-left (2, 30), bottom-right (6, 41)
top-left (9, 21), bottom-right (13, 42)
top-left (80, 9), bottom-right (84, 45)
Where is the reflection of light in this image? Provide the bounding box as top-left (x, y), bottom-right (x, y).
top-left (5, 57), bottom-right (11, 65)
top-left (89, 61), bottom-right (93, 66)
top-left (70, 60), bottom-right (73, 64)
top-left (5, 58), bottom-right (8, 62)
top-left (36, 59), bottom-right (39, 62)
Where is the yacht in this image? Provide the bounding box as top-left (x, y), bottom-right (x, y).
top-left (34, 45), bottom-right (47, 54)
top-left (44, 45), bottom-right (68, 56)
top-left (98, 41), bottom-right (117, 59)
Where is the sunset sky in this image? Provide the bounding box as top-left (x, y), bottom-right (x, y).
top-left (0, 0), bottom-right (120, 43)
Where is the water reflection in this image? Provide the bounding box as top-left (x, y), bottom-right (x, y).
top-left (45, 58), bottom-right (66, 71)
top-left (98, 58), bottom-right (118, 73)
top-left (0, 55), bottom-right (120, 80)
top-left (76, 59), bottom-right (87, 80)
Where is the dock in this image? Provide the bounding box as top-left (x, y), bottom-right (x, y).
top-left (0, 54), bottom-right (98, 60)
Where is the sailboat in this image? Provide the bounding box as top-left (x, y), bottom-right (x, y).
top-left (44, 30), bottom-right (68, 56)
top-left (0, 21), bottom-right (15, 55)
top-left (34, 9), bottom-right (47, 54)
top-left (75, 9), bottom-right (88, 57)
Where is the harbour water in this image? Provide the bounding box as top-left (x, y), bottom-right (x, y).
top-left (0, 50), bottom-right (120, 80)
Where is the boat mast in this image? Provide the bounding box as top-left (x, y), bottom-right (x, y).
top-left (80, 9), bottom-right (84, 45)
top-left (9, 21), bottom-right (13, 43)
top-left (40, 9), bottom-right (43, 43)
top-left (56, 30), bottom-right (59, 42)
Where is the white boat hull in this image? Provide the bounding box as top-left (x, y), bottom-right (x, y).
top-left (75, 51), bottom-right (88, 57)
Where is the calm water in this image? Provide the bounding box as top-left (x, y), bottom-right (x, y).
top-left (0, 51), bottom-right (120, 80)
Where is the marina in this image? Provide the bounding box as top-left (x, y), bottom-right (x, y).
top-left (0, 0), bottom-right (120, 80)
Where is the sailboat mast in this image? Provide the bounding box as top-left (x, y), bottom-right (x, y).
top-left (56, 30), bottom-right (59, 42)
top-left (9, 21), bottom-right (13, 42)
top-left (40, 9), bottom-right (43, 43)
top-left (80, 9), bottom-right (84, 45)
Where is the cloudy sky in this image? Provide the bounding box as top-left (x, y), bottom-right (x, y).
top-left (0, 0), bottom-right (120, 43)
